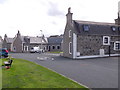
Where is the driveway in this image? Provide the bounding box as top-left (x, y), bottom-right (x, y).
top-left (11, 53), bottom-right (118, 89)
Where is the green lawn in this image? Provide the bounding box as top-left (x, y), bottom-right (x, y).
top-left (1, 58), bottom-right (88, 89)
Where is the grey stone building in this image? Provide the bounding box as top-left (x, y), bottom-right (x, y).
top-left (2, 34), bottom-right (14, 51)
top-left (12, 31), bottom-right (48, 53)
top-left (63, 8), bottom-right (120, 59)
top-left (0, 36), bottom-right (3, 49)
top-left (47, 35), bottom-right (63, 52)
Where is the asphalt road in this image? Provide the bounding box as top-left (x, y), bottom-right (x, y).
top-left (11, 53), bottom-right (118, 89)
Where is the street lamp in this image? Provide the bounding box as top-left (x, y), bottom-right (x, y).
top-left (40, 30), bottom-right (43, 52)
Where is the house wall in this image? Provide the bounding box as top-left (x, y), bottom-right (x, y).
top-left (63, 24), bottom-right (73, 58)
top-left (2, 40), bottom-right (12, 51)
top-left (47, 43), bottom-right (61, 52)
top-left (13, 37), bottom-right (23, 53)
top-left (0, 37), bottom-right (2, 49)
top-left (77, 35), bottom-right (120, 56)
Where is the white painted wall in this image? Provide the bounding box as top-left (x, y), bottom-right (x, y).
top-left (73, 33), bottom-right (77, 59)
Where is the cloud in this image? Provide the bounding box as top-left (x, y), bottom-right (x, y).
top-left (0, 0), bottom-right (119, 38)
top-left (0, 0), bottom-right (7, 4)
top-left (47, 1), bottom-right (64, 17)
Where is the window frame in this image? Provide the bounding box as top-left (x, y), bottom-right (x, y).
top-left (103, 36), bottom-right (110, 45)
top-left (114, 41), bottom-right (120, 50)
top-left (69, 42), bottom-right (72, 54)
top-left (69, 30), bottom-right (72, 38)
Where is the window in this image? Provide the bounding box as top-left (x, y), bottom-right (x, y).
top-left (111, 26), bottom-right (116, 31)
top-left (114, 41), bottom-right (120, 50)
top-left (83, 25), bottom-right (90, 31)
top-left (48, 46), bottom-right (51, 51)
top-left (57, 46), bottom-right (60, 49)
top-left (69, 30), bottom-right (71, 37)
top-left (13, 47), bottom-right (16, 51)
top-left (103, 36), bottom-right (110, 45)
top-left (52, 46), bottom-right (55, 49)
top-left (69, 42), bottom-right (72, 54)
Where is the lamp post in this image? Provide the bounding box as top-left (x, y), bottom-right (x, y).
top-left (40, 30), bottom-right (43, 52)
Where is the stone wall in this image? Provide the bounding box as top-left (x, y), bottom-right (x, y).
top-left (77, 35), bottom-right (120, 56)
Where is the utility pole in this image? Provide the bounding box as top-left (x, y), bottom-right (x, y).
top-left (40, 30), bottom-right (43, 52)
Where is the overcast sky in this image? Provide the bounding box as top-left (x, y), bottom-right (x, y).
top-left (0, 0), bottom-right (119, 38)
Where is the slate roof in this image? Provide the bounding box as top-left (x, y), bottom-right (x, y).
top-left (6, 38), bottom-right (14, 43)
top-left (30, 37), bottom-right (47, 44)
top-left (0, 36), bottom-right (3, 44)
top-left (47, 36), bottom-right (63, 44)
top-left (73, 20), bottom-right (119, 36)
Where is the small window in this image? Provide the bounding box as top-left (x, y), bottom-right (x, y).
top-left (111, 26), bottom-right (116, 31)
top-left (57, 46), bottom-right (60, 49)
top-left (52, 46), bottom-right (55, 49)
top-left (13, 47), bottom-right (16, 51)
top-left (103, 36), bottom-right (110, 45)
top-left (83, 25), bottom-right (90, 31)
top-left (114, 41), bottom-right (120, 50)
top-left (69, 30), bottom-right (71, 37)
top-left (69, 42), bottom-right (72, 54)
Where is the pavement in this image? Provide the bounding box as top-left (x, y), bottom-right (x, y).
top-left (10, 53), bottom-right (119, 89)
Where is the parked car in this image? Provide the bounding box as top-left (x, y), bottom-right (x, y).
top-left (0, 48), bottom-right (9, 58)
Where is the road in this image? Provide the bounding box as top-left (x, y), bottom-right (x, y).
top-left (11, 53), bottom-right (118, 89)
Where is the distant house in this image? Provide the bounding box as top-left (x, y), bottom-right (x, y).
top-left (63, 8), bottom-right (120, 59)
top-left (2, 34), bottom-right (14, 51)
top-left (0, 36), bottom-right (3, 49)
top-left (23, 36), bottom-right (48, 52)
top-left (12, 31), bottom-right (48, 53)
top-left (47, 35), bottom-right (63, 52)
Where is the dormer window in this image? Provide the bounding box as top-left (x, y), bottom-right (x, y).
top-left (111, 26), bottom-right (116, 31)
top-left (83, 25), bottom-right (90, 31)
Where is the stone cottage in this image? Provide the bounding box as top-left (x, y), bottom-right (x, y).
top-left (0, 36), bottom-right (3, 49)
top-left (12, 31), bottom-right (48, 53)
top-left (2, 34), bottom-right (14, 51)
top-left (63, 8), bottom-right (120, 59)
top-left (47, 35), bottom-right (63, 52)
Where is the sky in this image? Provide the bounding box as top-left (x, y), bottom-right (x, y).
top-left (0, 0), bottom-right (119, 38)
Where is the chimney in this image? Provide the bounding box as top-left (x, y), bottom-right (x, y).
top-left (4, 34), bottom-right (7, 38)
top-left (66, 7), bottom-right (73, 24)
top-left (17, 30), bottom-right (21, 37)
top-left (115, 2), bottom-right (120, 25)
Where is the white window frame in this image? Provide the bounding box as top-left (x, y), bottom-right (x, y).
top-left (69, 42), bottom-right (72, 54)
top-left (69, 30), bottom-right (71, 38)
top-left (103, 36), bottom-right (110, 45)
top-left (114, 41), bottom-right (120, 50)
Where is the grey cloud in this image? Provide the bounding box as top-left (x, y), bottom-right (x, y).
top-left (47, 1), bottom-right (64, 17)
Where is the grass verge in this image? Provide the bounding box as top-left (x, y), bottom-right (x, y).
top-left (1, 58), bottom-right (89, 89)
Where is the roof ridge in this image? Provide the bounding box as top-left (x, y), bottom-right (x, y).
top-left (74, 20), bottom-right (116, 26)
